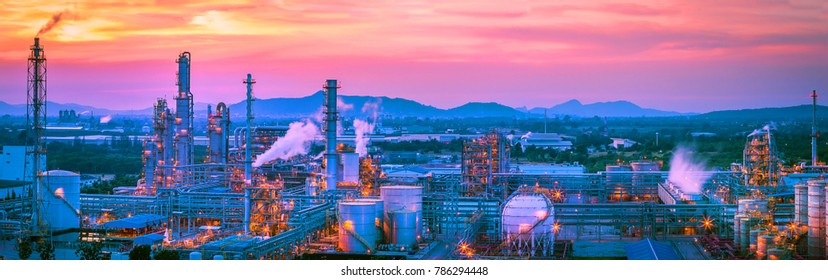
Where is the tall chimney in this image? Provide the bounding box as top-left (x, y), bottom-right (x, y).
top-left (243, 73), bottom-right (255, 236)
top-left (812, 90), bottom-right (819, 166)
top-left (324, 80), bottom-right (340, 191)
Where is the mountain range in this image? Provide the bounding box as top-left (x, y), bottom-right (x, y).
top-left (0, 92), bottom-right (819, 120)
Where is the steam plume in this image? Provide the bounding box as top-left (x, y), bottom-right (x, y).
top-left (352, 100), bottom-right (381, 157)
top-left (337, 97), bottom-right (353, 112)
top-left (667, 145), bottom-right (712, 194)
top-left (253, 120), bottom-right (320, 167)
top-left (100, 115), bottom-right (112, 124)
top-left (354, 119), bottom-right (375, 157)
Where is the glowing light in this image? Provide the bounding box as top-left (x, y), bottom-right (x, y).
top-left (54, 187), bottom-right (65, 199)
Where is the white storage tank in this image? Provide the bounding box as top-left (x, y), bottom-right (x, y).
top-left (340, 153), bottom-right (360, 183)
top-left (502, 194), bottom-right (555, 243)
top-left (794, 182), bottom-right (808, 225)
top-left (338, 202), bottom-right (378, 253)
top-left (739, 216), bottom-right (750, 249)
top-left (43, 170), bottom-right (81, 231)
top-left (388, 210), bottom-right (417, 249)
top-left (733, 214), bottom-right (744, 247)
top-left (749, 229), bottom-right (763, 253)
top-left (757, 234), bottom-right (774, 260)
top-left (807, 180), bottom-right (825, 258)
top-left (355, 198), bottom-right (384, 227)
top-left (380, 186), bottom-right (423, 243)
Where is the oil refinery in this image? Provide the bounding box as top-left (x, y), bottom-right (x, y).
top-left (2, 37), bottom-right (828, 261)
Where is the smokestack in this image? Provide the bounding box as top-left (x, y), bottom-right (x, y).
top-left (243, 73), bottom-right (255, 236)
top-left (812, 90), bottom-right (819, 166)
top-left (28, 36), bottom-right (47, 232)
top-left (324, 79), bottom-right (340, 191)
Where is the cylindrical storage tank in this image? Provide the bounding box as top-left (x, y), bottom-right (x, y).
top-left (767, 248), bottom-right (786, 260)
top-left (757, 234), bottom-right (774, 260)
top-left (388, 210), bottom-right (417, 248)
top-left (738, 199), bottom-right (769, 215)
top-left (338, 202), bottom-right (378, 253)
top-left (43, 170), bottom-right (81, 231)
top-left (807, 180), bottom-right (825, 258)
top-left (733, 214), bottom-right (744, 247)
top-left (739, 217), bottom-right (750, 249)
top-left (794, 182), bottom-right (809, 225)
top-left (749, 229), bottom-right (763, 253)
top-left (189, 251), bottom-right (202, 260)
top-left (355, 198), bottom-right (385, 242)
top-left (502, 194), bottom-right (555, 243)
top-left (380, 186), bottom-right (423, 243)
top-left (213, 255), bottom-right (224, 260)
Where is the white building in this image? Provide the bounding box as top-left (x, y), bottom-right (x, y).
top-left (519, 133), bottom-right (573, 151)
top-left (610, 138), bottom-right (638, 149)
top-left (1, 146), bottom-right (45, 182)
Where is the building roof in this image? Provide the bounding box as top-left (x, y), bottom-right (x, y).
top-left (44, 170), bottom-right (79, 177)
top-left (625, 238), bottom-right (680, 260)
top-left (101, 214), bottom-right (166, 230)
top-left (133, 233), bottom-right (165, 245)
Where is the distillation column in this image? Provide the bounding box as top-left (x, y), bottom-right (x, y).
top-left (324, 79), bottom-right (340, 191)
top-left (243, 74), bottom-right (256, 235)
top-left (174, 52), bottom-right (194, 168)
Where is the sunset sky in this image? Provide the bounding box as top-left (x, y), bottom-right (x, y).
top-left (0, 0), bottom-right (826, 112)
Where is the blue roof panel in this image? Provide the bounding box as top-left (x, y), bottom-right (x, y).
top-left (625, 238), bottom-right (680, 260)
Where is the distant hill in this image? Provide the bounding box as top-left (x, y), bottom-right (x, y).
top-left (13, 94), bottom-right (818, 121)
top-left (226, 91), bottom-right (445, 118)
top-left (694, 105), bottom-right (828, 121)
top-left (529, 99), bottom-right (688, 117)
top-left (445, 102), bottom-right (525, 118)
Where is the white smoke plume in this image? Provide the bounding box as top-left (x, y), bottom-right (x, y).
top-left (350, 100), bottom-right (381, 157)
top-left (78, 110), bottom-right (91, 115)
top-left (312, 106), bottom-right (325, 123)
top-left (362, 100), bottom-right (380, 121)
top-left (748, 123), bottom-right (776, 137)
top-left (100, 115), bottom-right (112, 124)
top-left (520, 131), bottom-right (532, 139)
top-left (252, 120), bottom-right (320, 167)
top-left (667, 145), bottom-right (712, 194)
top-left (353, 119), bottom-right (375, 157)
top-left (337, 97), bottom-right (353, 112)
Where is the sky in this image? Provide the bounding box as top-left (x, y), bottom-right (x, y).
top-left (0, 0), bottom-right (826, 113)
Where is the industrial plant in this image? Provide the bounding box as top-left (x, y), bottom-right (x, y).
top-left (3, 37), bottom-right (828, 261)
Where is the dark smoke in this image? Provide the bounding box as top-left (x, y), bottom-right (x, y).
top-left (36, 10), bottom-right (75, 37)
